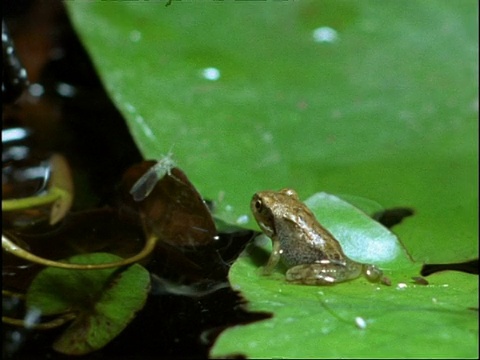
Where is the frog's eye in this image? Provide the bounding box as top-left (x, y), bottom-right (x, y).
top-left (254, 199), bottom-right (263, 212)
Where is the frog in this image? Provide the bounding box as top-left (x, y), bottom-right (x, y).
top-left (251, 188), bottom-right (389, 285)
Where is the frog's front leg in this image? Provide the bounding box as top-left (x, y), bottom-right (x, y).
top-left (262, 237), bottom-right (282, 275)
top-left (285, 260), bottom-right (364, 285)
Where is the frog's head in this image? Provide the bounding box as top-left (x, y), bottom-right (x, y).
top-left (251, 188), bottom-right (301, 237)
top-left (251, 191), bottom-right (278, 237)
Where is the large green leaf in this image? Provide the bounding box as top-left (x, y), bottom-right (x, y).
top-left (213, 263), bottom-right (477, 358)
top-left (304, 192), bottom-right (412, 268)
top-left (211, 193), bottom-right (477, 358)
top-left (65, 0), bottom-right (477, 265)
top-left (64, 1), bottom-right (478, 357)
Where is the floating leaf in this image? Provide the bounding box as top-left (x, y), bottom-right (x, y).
top-left (62, 1), bottom-right (478, 357)
top-left (121, 161), bottom-right (216, 247)
top-left (304, 192), bottom-right (412, 268)
top-left (211, 194), bottom-right (477, 358)
top-left (26, 253), bottom-right (150, 355)
top-left (65, 1), bottom-right (477, 266)
top-left (212, 267), bottom-right (477, 358)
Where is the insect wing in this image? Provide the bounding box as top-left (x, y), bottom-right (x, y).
top-left (129, 164), bottom-right (162, 201)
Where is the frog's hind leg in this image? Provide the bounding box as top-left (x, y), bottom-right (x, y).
top-left (286, 261), bottom-right (363, 285)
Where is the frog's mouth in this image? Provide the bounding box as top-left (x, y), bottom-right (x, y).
top-left (258, 222), bottom-right (274, 238)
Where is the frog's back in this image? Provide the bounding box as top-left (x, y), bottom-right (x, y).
top-left (276, 211), bottom-right (347, 268)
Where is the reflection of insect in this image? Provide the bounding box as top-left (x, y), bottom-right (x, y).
top-left (129, 154), bottom-right (176, 201)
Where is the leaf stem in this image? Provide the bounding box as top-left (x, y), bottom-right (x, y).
top-left (2, 313), bottom-right (76, 330)
top-left (2, 233), bottom-right (158, 270)
top-left (2, 186), bottom-right (64, 211)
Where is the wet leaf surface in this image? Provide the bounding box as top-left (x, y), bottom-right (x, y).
top-left (213, 265), bottom-right (477, 358)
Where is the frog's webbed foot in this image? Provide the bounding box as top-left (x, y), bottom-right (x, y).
top-left (285, 260), bottom-right (362, 285)
top-left (362, 264), bottom-right (391, 285)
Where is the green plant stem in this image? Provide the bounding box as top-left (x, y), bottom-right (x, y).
top-left (2, 187), bottom-right (65, 211)
top-left (2, 313), bottom-right (77, 330)
top-left (2, 233), bottom-right (158, 270)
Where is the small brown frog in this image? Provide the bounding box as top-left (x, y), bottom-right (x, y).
top-left (251, 188), bottom-right (389, 285)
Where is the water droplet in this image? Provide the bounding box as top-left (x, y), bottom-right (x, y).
top-left (355, 316), bottom-right (367, 329)
top-left (201, 67), bottom-right (221, 81)
top-left (262, 131), bottom-right (273, 143)
top-left (236, 214), bottom-right (249, 225)
top-left (312, 26), bottom-right (338, 43)
top-left (129, 30), bottom-right (142, 42)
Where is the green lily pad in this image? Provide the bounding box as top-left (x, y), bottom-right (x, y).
top-left (212, 267), bottom-right (477, 358)
top-left (65, 0), bottom-right (477, 266)
top-left (210, 194), bottom-right (477, 358)
top-left (304, 192), bottom-right (412, 268)
top-left (26, 253), bottom-right (150, 355)
top-left (63, 1), bottom-right (478, 357)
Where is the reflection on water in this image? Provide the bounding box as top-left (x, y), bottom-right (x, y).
top-left (28, 83), bottom-right (44, 97)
